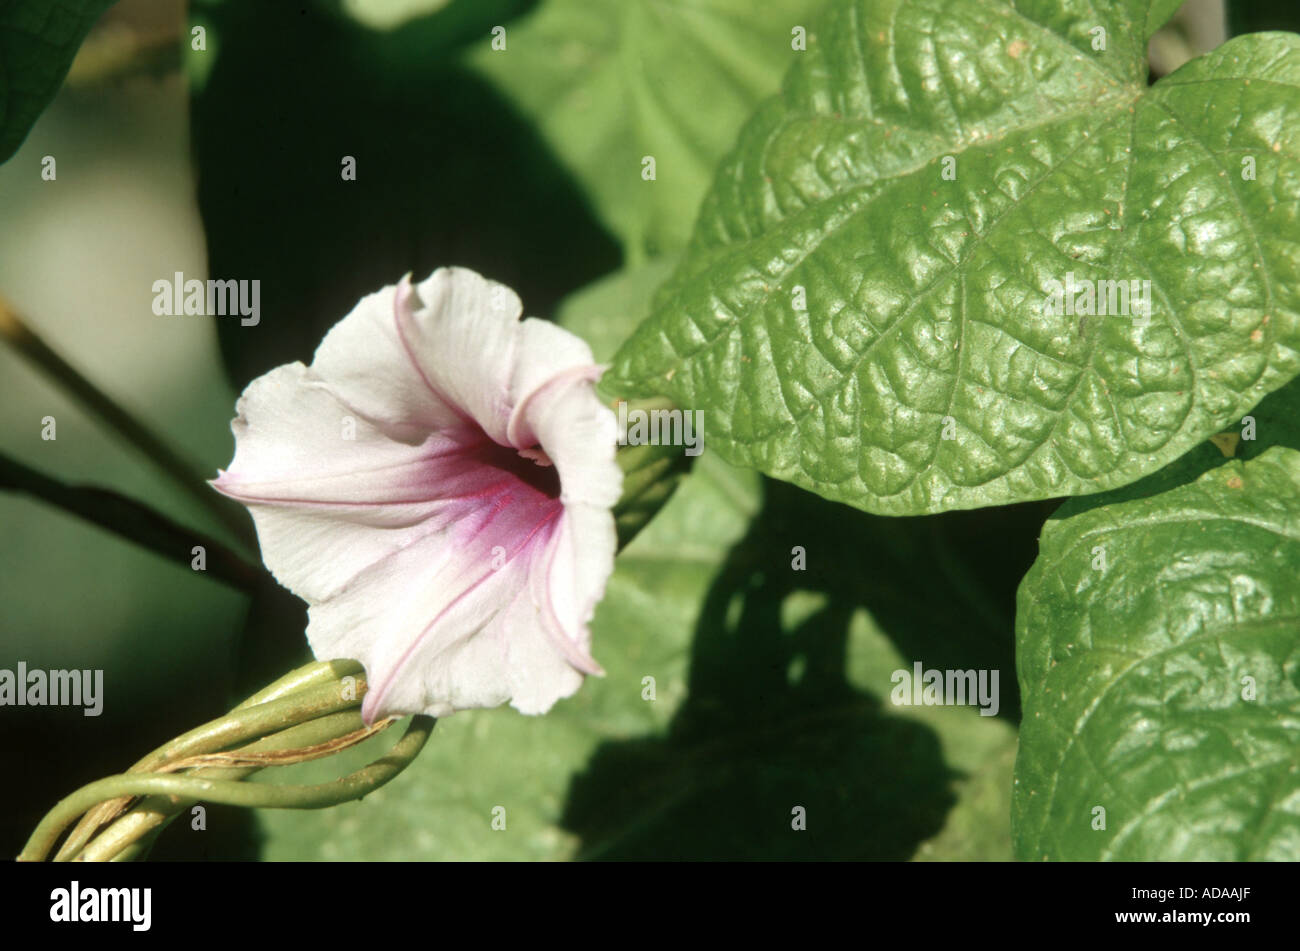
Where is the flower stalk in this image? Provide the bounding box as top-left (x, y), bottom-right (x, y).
top-left (19, 660), bottom-right (435, 862)
top-left (610, 397), bottom-right (695, 550)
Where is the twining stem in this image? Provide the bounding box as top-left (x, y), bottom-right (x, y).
top-left (72, 712), bottom-right (397, 862)
top-left (162, 716), bottom-right (395, 772)
top-left (0, 293), bottom-right (256, 550)
top-left (235, 658), bottom-right (364, 710)
top-left (24, 660), bottom-right (432, 862)
top-left (19, 716), bottom-right (434, 862)
top-left (54, 659), bottom-right (364, 860)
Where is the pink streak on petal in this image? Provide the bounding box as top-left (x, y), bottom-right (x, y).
top-left (505, 363), bottom-right (606, 449)
top-left (356, 431), bottom-right (586, 721)
top-left (392, 277), bottom-right (477, 427)
top-left (535, 522), bottom-right (604, 676)
top-left (360, 493), bottom-right (565, 723)
top-left (212, 428), bottom-right (543, 511)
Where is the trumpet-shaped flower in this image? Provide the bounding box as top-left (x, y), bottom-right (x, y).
top-left (214, 268), bottom-right (621, 722)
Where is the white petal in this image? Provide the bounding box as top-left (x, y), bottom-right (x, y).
top-left (219, 266), bottom-right (623, 720)
top-left (535, 502), bottom-right (617, 679)
top-left (310, 282), bottom-right (462, 438)
top-left (402, 268), bottom-right (524, 444)
top-left (214, 363), bottom-right (478, 601)
top-left (297, 486), bottom-right (598, 722)
top-left (515, 363), bottom-right (622, 509)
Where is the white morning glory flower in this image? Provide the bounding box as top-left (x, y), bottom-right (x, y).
top-left (214, 268), bottom-right (621, 722)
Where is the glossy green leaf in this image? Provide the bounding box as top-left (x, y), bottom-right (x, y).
top-left (466, 0), bottom-right (823, 259)
top-left (1014, 446), bottom-right (1300, 860)
top-left (1069, 372), bottom-right (1300, 504)
top-left (610, 0), bottom-right (1300, 515)
top-left (0, 0), bottom-right (114, 163)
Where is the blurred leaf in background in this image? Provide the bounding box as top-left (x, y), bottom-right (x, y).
top-left (465, 0), bottom-right (826, 262)
top-left (0, 0), bottom-right (116, 163)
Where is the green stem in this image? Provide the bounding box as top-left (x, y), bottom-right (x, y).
top-left (133, 674), bottom-right (365, 771)
top-left (610, 397), bottom-right (694, 550)
top-left (19, 716), bottom-right (434, 862)
top-left (234, 659), bottom-right (364, 710)
top-left (0, 294), bottom-right (256, 550)
top-left (55, 660), bottom-right (364, 859)
top-left (71, 710), bottom-right (368, 862)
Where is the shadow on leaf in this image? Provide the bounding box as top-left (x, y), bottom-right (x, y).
top-left (562, 481), bottom-right (1047, 859)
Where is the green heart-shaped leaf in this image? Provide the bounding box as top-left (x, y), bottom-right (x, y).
top-left (1014, 446), bottom-right (1300, 860)
top-left (610, 0), bottom-right (1300, 515)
